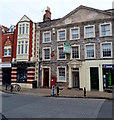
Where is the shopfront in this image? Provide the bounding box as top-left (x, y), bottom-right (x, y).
top-left (0, 63), bottom-right (11, 85)
top-left (102, 64), bottom-right (114, 90)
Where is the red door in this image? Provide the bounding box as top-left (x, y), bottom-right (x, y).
top-left (43, 68), bottom-right (49, 87)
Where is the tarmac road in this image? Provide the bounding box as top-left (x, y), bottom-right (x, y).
top-left (2, 92), bottom-right (113, 119)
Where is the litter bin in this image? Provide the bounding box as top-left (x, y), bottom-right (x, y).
top-left (32, 81), bottom-right (37, 88)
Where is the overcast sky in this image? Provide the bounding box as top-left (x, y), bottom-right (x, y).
top-left (0, 0), bottom-right (113, 27)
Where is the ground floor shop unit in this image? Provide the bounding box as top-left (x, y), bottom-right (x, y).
top-left (11, 62), bottom-right (36, 88)
top-left (0, 62), bottom-right (36, 88)
top-left (39, 60), bottom-right (113, 92)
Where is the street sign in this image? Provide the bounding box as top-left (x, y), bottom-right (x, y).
top-left (0, 63), bottom-right (11, 68)
top-left (63, 42), bottom-right (71, 54)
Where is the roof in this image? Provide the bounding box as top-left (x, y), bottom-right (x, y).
top-left (38, 18), bottom-right (61, 28)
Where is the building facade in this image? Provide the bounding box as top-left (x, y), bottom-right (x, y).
top-left (0, 15), bottom-right (36, 88)
top-left (36, 5), bottom-right (114, 91)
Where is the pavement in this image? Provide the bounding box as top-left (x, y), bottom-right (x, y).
top-left (1, 86), bottom-right (113, 100)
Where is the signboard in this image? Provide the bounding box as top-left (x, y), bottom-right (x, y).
top-left (102, 64), bottom-right (114, 69)
top-left (63, 42), bottom-right (71, 54)
top-left (0, 63), bottom-right (11, 68)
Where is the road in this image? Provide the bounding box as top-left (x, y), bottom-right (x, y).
top-left (1, 92), bottom-right (113, 119)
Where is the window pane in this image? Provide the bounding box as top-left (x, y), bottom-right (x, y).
top-left (44, 49), bottom-right (50, 59)
top-left (4, 49), bottom-right (7, 56)
top-left (26, 24), bottom-right (29, 34)
top-left (23, 24), bottom-right (25, 34)
top-left (59, 48), bottom-right (65, 59)
top-left (59, 30), bottom-right (65, 40)
top-left (21, 41), bottom-right (24, 54)
top-left (59, 68), bottom-right (65, 80)
top-left (19, 25), bottom-right (21, 34)
top-left (71, 29), bottom-right (79, 39)
top-left (72, 46), bottom-right (79, 58)
top-left (101, 24), bottom-right (110, 36)
top-left (85, 26), bottom-right (94, 38)
top-left (8, 48), bottom-right (11, 55)
top-left (86, 45), bottom-right (94, 58)
top-left (102, 43), bottom-right (111, 57)
top-left (44, 33), bottom-right (50, 42)
top-left (25, 41), bottom-right (28, 54)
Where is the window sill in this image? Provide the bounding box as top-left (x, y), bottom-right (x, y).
top-left (3, 56), bottom-right (11, 57)
top-left (57, 80), bottom-right (67, 83)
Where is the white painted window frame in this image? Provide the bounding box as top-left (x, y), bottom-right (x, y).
top-left (99, 22), bottom-right (112, 37)
top-left (57, 46), bottom-right (66, 60)
top-left (57, 66), bottom-right (67, 82)
top-left (43, 31), bottom-right (51, 43)
top-left (85, 43), bottom-right (96, 59)
top-left (4, 46), bottom-right (11, 57)
top-left (17, 40), bottom-right (29, 55)
top-left (70, 44), bottom-right (80, 60)
top-left (42, 47), bottom-right (51, 61)
top-left (57, 29), bottom-right (66, 41)
top-left (70, 27), bottom-right (80, 40)
top-left (84, 25), bottom-right (95, 38)
top-left (100, 42), bottom-right (112, 58)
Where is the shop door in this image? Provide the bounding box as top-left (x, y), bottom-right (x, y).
top-left (72, 68), bottom-right (79, 88)
top-left (90, 67), bottom-right (99, 90)
top-left (2, 68), bottom-right (11, 85)
top-left (43, 68), bottom-right (49, 87)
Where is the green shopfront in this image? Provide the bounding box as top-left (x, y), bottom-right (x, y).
top-left (102, 64), bottom-right (114, 90)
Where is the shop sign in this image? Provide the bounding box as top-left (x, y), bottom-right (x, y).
top-left (102, 64), bottom-right (114, 69)
top-left (0, 63), bottom-right (11, 68)
top-left (63, 42), bottom-right (71, 54)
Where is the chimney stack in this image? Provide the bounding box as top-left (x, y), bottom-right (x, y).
top-left (43, 6), bottom-right (51, 22)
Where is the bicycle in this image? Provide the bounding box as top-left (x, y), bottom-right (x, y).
top-left (5, 83), bottom-right (21, 92)
top-left (12, 84), bottom-right (21, 92)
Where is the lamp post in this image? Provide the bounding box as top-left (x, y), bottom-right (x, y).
top-left (39, 58), bottom-right (42, 87)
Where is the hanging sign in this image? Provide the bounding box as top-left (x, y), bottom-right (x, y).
top-left (63, 42), bottom-right (71, 54)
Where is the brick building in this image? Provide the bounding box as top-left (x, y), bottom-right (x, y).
top-left (36, 5), bottom-right (114, 91)
top-left (0, 15), bottom-right (36, 88)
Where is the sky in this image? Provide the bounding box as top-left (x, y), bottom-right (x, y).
top-left (0, 0), bottom-right (114, 27)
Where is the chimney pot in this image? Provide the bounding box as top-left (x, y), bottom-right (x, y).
top-left (43, 6), bottom-right (51, 22)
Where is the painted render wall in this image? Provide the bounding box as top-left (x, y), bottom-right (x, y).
top-left (80, 60), bottom-right (113, 91)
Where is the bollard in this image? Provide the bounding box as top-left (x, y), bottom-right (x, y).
top-left (84, 87), bottom-right (86, 97)
top-left (57, 87), bottom-right (59, 96)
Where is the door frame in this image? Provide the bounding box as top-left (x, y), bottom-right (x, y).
top-left (72, 68), bottom-right (80, 88)
top-left (90, 67), bottom-right (99, 90)
top-left (42, 66), bottom-right (51, 87)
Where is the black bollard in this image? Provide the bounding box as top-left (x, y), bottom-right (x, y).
top-left (84, 87), bottom-right (86, 97)
top-left (57, 87), bottom-right (59, 96)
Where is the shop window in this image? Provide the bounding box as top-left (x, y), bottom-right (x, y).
top-left (103, 68), bottom-right (114, 89)
top-left (17, 67), bottom-right (27, 83)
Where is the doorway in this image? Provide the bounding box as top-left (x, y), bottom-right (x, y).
top-left (90, 67), bottom-right (99, 90)
top-left (72, 68), bottom-right (79, 88)
top-left (2, 68), bottom-right (11, 85)
top-left (43, 68), bottom-right (49, 87)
